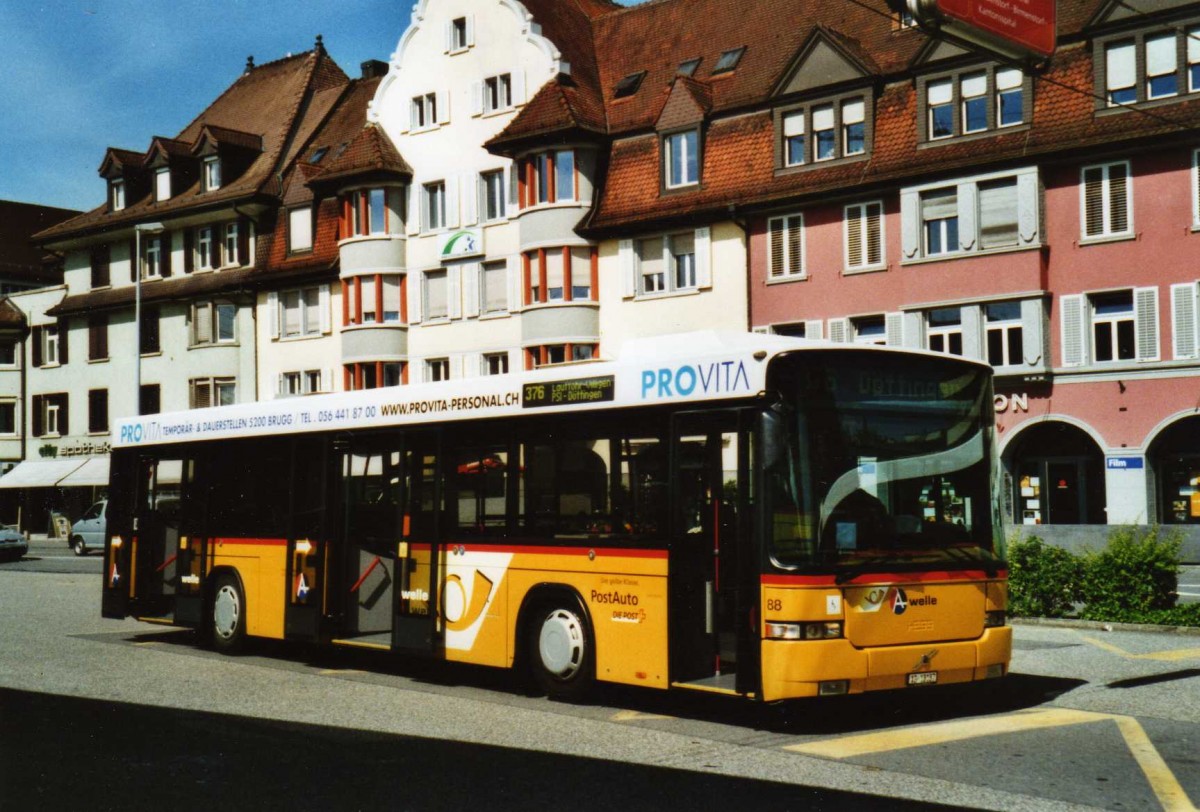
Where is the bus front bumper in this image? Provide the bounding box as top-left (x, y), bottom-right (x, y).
top-left (760, 626), bottom-right (1013, 701)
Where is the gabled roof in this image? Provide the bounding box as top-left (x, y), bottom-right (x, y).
top-left (38, 45), bottom-right (350, 245)
top-left (488, 78), bottom-right (607, 152)
top-left (98, 148), bottom-right (146, 179)
top-left (309, 123), bottom-right (412, 187)
top-left (190, 124), bottom-right (264, 154)
top-left (145, 137), bottom-right (193, 167)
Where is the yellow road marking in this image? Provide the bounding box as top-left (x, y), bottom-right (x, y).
top-left (787, 709), bottom-right (1196, 812)
top-left (1114, 716), bottom-right (1197, 812)
top-left (1079, 636), bottom-right (1200, 663)
top-left (131, 641), bottom-right (160, 647)
top-left (611, 709), bottom-right (674, 722)
top-left (785, 708), bottom-right (1108, 759)
top-left (318, 668), bottom-right (367, 676)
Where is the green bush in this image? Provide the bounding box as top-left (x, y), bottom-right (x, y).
top-left (1008, 535), bottom-right (1083, 618)
top-left (1078, 526), bottom-right (1182, 622)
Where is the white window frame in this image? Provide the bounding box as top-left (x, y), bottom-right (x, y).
top-left (483, 73), bottom-right (512, 114)
top-left (851, 315), bottom-right (887, 346)
top-left (203, 156), bottom-right (222, 192)
top-left (900, 167), bottom-right (1038, 262)
top-left (44, 400), bottom-right (60, 437)
top-left (844, 201), bottom-right (885, 272)
top-left (921, 188), bottom-right (959, 257)
top-left (926, 307), bottom-right (964, 355)
top-left (196, 227), bottom-right (213, 271)
top-left (1080, 160), bottom-right (1133, 241)
top-left (985, 301), bottom-right (1025, 367)
top-left (411, 93), bottom-right (439, 130)
top-left (111, 180), bottom-right (125, 211)
top-left (767, 214), bottom-right (805, 281)
top-left (190, 377), bottom-right (237, 409)
top-left (664, 129), bottom-right (699, 189)
top-left (480, 260), bottom-right (508, 315)
top-left (426, 358), bottom-right (450, 382)
top-left (424, 182), bottom-right (446, 232)
top-left (481, 170), bottom-right (506, 222)
top-left (921, 68), bottom-right (1026, 140)
top-left (224, 222), bottom-right (240, 267)
top-left (191, 301), bottom-right (237, 346)
top-left (143, 237), bottom-right (162, 279)
top-left (280, 287), bottom-right (321, 339)
top-left (1090, 291), bottom-right (1137, 364)
top-left (1061, 287), bottom-right (1159, 367)
top-left (41, 326), bottom-right (59, 367)
top-left (483, 352), bottom-right (509, 376)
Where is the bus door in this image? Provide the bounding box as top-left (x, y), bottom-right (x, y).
top-left (127, 456), bottom-right (185, 620)
top-left (285, 436), bottom-right (332, 640)
top-left (338, 433), bottom-right (441, 652)
top-left (394, 432), bottom-right (441, 652)
top-left (670, 411), bottom-right (757, 694)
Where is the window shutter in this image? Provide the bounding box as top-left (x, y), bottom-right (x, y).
top-left (31, 395), bottom-right (42, 438)
top-left (449, 355), bottom-right (463, 380)
top-left (471, 82), bottom-right (484, 117)
top-left (237, 217), bottom-right (251, 266)
top-left (407, 185), bottom-right (421, 235)
top-left (956, 182), bottom-right (976, 251)
top-left (267, 291), bottom-right (279, 339)
top-left (845, 207), bottom-right (863, 268)
top-left (866, 204), bottom-right (882, 265)
top-left (129, 238), bottom-right (138, 282)
top-left (1194, 149), bottom-right (1200, 227)
top-left (1171, 282), bottom-right (1199, 360)
top-left (804, 319), bottom-right (824, 340)
top-left (445, 176), bottom-right (460, 229)
top-left (1060, 293), bottom-right (1086, 367)
top-left (464, 352), bottom-right (481, 379)
top-left (1017, 171), bottom-right (1039, 244)
top-left (788, 216), bottom-right (803, 277)
top-left (506, 163), bottom-right (518, 208)
top-left (160, 232), bottom-right (172, 278)
top-left (900, 189), bottom-right (920, 259)
top-left (464, 263), bottom-right (480, 318)
top-left (1020, 298), bottom-right (1045, 365)
top-left (768, 217), bottom-right (784, 278)
top-left (959, 306), bottom-right (982, 358)
top-left (466, 15), bottom-right (475, 46)
top-left (619, 239), bottom-right (636, 298)
top-left (57, 318), bottom-right (68, 365)
top-left (435, 90), bottom-right (450, 125)
top-left (194, 303), bottom-right (212, 345)
top-left (694, 226), bottom-right (711, 288)
top-left (461, 173), bottom-right (478, 225)
top-left (321, 369), bottom-right (333, 393)
top-left (903, 312), bottom-right (925, 350)
top-left (448, 265), bottom-right (463, 319)
top-left (31, 327), bottom-right (42, 368)
top-left (58, 394), bottom-right (69, 436)
top-left (507, 255), bottom-right (521, 311)
top-left (211, 228), bottom-right (223, 269)
top-left (885, 312), bottom-right (904, 346)
top-left (409, 275), bottom-right (424, 324)
top-left (277, 373), bottom-right (286, 397)
top-left (1135, 285), bottom-right (1159, 362)
top-left (183, 229), bottom-right (194, 273)
top-left (1145, 33), bottom-right (1176, 78)
top-left (828, 318), bottom-right (849, 343)
top-left (1082, 167), bottom-right (1104, 237)
top-left (511, 69), bottom-right (526, 106)
top-left (319, 284), bottom-right (332, 334)
top-left (1109, 163), bottom-right (1129, 234)
top-left (444, 20), bottom-right (453, 52)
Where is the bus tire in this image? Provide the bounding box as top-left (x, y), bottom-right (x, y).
top-left (526, 599), bottom-right (594, 700)
top-left (210, 573), bottom-right (247, 654)
top-left (71, 536), bottom-right (88, 557)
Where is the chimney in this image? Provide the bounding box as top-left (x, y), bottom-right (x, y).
top-left (244, 56), bottom-right (255, 73)
top-left (361, 60), bottom-right (389, 80)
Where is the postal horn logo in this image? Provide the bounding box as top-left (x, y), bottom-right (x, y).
top-left (891, 587), bottom-right (909, 615)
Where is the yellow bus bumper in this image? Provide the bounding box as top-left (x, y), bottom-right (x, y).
top-left (760, 626), bottom-right (1013, 701)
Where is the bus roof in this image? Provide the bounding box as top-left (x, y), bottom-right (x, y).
top-left (112, 331), bottom-right (988, 449)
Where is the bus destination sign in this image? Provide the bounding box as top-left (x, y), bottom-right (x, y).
top-left (523, 375), bottom-right (615, 409)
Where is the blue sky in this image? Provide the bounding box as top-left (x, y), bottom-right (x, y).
top-left (2, 1), bottom-right (645, 213)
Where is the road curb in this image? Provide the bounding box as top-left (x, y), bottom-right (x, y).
top-left (1012, 616), bottom-right (1200, 636)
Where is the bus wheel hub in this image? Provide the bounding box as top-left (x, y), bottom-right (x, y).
top-left (538, 609), bottom-right (583, 678)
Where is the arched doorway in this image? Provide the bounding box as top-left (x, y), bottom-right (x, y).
top-left (1004, 422), bottom-right (1105, 525)
top-left (1149, 416), bottom-right (1200, 525)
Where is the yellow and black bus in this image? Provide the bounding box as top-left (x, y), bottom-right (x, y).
top-left (103, 331), bottom-right (1010, 701)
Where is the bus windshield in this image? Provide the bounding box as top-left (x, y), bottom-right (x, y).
top-left (766, 350), bottom-right (1002, 573)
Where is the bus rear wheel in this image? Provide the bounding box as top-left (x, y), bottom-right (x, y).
top-left (527, 601), bottom-right (594, 700)
top-left (210, 574), bottom-right (246, 654)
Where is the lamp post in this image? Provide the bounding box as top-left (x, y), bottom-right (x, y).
top-left (133, 223), bottom-right (164, 415)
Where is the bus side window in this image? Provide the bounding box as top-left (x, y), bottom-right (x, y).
top-left (452, 445), bottom-right (509, 535)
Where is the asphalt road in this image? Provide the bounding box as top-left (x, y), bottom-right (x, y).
top-left (1, 561), bottom-right (1198, 810)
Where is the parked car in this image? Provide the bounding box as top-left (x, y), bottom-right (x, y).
top-left (70, 500), bottom-right (107, 556)
top-left (0, 526), bottom-right (27, 562)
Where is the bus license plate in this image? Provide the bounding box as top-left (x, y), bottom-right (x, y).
top-left (907, 671), bottom-right (938, 686)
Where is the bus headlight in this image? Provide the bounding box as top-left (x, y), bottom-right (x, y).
top-left (984, 611), bottom-right (1007, 628)
top-left (766, 622), bottom-right (842, 640)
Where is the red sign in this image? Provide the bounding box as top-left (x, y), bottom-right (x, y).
top-left (935, 0), bottom-right (1057, 60)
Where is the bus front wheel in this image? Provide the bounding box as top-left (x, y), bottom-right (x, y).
top-left (210, 574), bottom-right (246, 654)
top-left (527, 601), bottom-right (594, 700)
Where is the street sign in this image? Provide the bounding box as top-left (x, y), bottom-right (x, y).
top-left (908, 0), bottom-right (1056, 63)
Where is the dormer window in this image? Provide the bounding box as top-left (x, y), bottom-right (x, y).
top-left (1096, 24), bottom-right (1200, 109)
top-left (713, 46), bottom-right (745, 75)
top-left (614, 71), bottom-right (646, 99)
top-left (664, 130), bottom-right (699, 189)
top-left (777, 94), bottom-right (870, 169)
top-left (203, 157), bottom-right (221, 192)
top-left (111, 180), bottom-right (126, 211)
top-left (919, 67), bottom-right (1028, 142)
top-left (155, 168), bottom-right (171, 202)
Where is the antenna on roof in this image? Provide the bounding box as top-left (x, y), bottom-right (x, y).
top-left (315, 34), bottom-right (326, 56)
top-left (244, 56), bottom-right (255, 73)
